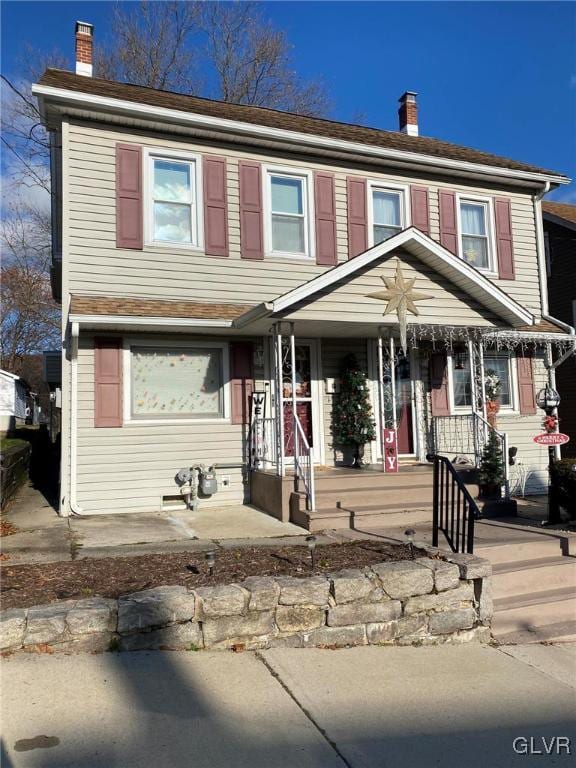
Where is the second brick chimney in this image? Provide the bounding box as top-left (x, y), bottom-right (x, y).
top-left (75, 21), bottom-right (93, 77)
top-left (398, 91), bottom-right (418, 136)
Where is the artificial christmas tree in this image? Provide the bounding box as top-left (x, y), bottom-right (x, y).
top-left (478, 431), bottom-right (504, 498)
top-left (332, 354), bottom-right (376, 468)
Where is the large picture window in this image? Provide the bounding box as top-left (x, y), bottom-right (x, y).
top-left (149, 154), bottom-right (199, 246)
top-left (266, 170), bottom-right (311, 257)
top-left (130, 346), bottom-right (224, 419)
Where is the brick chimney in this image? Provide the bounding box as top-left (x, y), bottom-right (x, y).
top-left (75, 21), bottom-right (93, 77)
top-left (398, 91), bottom-right (418, 136)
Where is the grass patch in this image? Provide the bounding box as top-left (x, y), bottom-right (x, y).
top-left (0, 438), bottom-right (29, 452)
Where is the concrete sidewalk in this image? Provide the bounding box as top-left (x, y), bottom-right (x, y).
top-left (2, 644), bottom-right (575, 767)
top-left (1, 483), bottom-right (309, 564)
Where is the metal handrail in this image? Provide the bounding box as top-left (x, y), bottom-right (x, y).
top-left (294, 414), bottom-right (316, 511)
top-left (432, 413), bottom-right (510, 499)
top-left (431, 454), bottom-right (480, 554)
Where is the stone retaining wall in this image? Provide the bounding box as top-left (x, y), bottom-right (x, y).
top-left (0, 549), bottom-right (492, 654)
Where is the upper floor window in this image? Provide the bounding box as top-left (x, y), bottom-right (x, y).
top-left (370, 185), bottom-right (408, 246)
top-left (266, 169), bottom-right (311, 257)
top-left (147, 152), bottom-right (201, 248)
top-left (457, 197), bottom-right (495, 273)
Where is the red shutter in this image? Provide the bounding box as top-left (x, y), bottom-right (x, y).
top-left (517, 353), bottom-right (536, 415)
top-left (429, 353), bottom-right (450, 416)
top-left (230, 342), bottom-right (254, 425)
top-left (239, 162), bottom-right (264, 260)
top-left (94, 338), bottom-right (123, 428)
top-left (314, 171), bottom-right (337, 266)
top-left (116, 144), bottom-right (143, 249)
top-left (494, 197), bottom-right (515, 279)
top-left (347, 176), bottom-right (367, 258)
top-left (438, 190), bottom-right (458, 254)
top-left (203, 156), bottom-right (229, 257)
top-left (410, 186), bottom-right (430, 236)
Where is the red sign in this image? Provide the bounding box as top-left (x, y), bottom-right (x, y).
top-left (383, 428), bottom-right (398, 473)
top-left (533, 433), bottom-right (570, 446)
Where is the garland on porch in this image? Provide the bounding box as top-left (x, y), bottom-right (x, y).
top-left (404, 323), bottom-right (575, 355)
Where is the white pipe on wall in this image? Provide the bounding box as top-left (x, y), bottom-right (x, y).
top-left (69, 321), bottom-right (85, 515)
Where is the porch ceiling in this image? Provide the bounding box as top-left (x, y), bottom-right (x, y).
top-left (235, 228), bottom-right (535, 331)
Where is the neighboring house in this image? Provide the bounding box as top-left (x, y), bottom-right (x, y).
top-left (32, 22), bottom-right (575, 520)
top-left (543, 201), bottom-right (576, 449)
top-left (0, 370), bottom-right (37, 433)
top-left (43, 350), bottom-right (63, 440)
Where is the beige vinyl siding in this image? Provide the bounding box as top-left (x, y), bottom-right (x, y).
top-left (65, 121), bottom-right (542, 317)
top-left (74, 331), bottom-right (251, 514)
top-left (498, 352), bottom-right (550, 495)
top-left (283, 248), bottom-right (499, 327)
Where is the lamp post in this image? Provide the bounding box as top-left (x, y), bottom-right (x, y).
top-left (536, 386), bottom-right (561, 525)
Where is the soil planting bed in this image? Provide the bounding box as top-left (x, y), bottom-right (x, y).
top-left (1, 541), bottom-right (423, 609)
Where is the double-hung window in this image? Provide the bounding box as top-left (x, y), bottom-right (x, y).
top-left (129, 344), bottom-right (227, 421)
top-left (458, 199), bottom-right (492, 271)
top-left (449, 350), bottom-right (515, 412)
top-left (483, 353), bottom-right (513, 409)
top-left (371, 187), bottom-right (406, 245)
top-left (267, 171), bottom-right (310, 256)
top-left (149, 154), bottom-right (199, 246)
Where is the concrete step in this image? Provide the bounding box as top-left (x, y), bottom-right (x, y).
top-left (293, 503), bottom-right (432, 533)
top-left (495, 621), bottom-right (576, 645)
top-left (314, 470), bottom-right (433, 491)
top-left (492, 586), bottom-right (576, 639)
top-left (492, 556), bottom-right (576, 600)
top-left (315, 486), bottom-right (433, 507)
top-left (476, 537), bottom-right (564, 565)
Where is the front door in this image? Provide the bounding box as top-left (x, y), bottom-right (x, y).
top-left (281, 340), bottom-right (322, 462)
top-left (395, 350), bottom-right (415, 455)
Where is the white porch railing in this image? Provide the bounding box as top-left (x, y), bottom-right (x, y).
top-left (293, 413), bottom-right (316, 512)
top-left (249, 321), bottom-right (316, 513)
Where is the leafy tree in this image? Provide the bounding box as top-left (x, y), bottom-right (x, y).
top-left (332, 354), bottom-right (376, 467)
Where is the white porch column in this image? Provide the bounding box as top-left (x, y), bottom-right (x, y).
top-left (273, 323), bottom-right (286, 477)
top-left (289, 322), bottom-right (298, 491)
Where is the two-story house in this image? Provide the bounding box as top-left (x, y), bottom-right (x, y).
top-left (33, 22), bottom-right (574, 526)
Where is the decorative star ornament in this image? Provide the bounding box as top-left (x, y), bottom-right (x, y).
top-left (367, 260), bottom-right (433, 350)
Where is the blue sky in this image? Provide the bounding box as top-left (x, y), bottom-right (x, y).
top-left (2, 1), bottom-right (575, 201)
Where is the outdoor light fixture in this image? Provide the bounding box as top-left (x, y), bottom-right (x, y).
top-left (404, 528), bottom-right (416, 557)
top-left (536, 386), bottom-right (561, 414)
top-left (205, 550), bottom-right (216, 576)
top-left (306, 535), bottom-right (317, 571)
top-left (508, 446), bottom-right (518, 466)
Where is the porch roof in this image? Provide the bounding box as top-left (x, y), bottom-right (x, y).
top-left (236, 228), bottom-right (535, 330)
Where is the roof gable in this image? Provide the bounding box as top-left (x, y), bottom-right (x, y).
top-left (270, 229), bottom-right (534, 327)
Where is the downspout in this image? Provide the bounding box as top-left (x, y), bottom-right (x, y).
top-left (69, 321), bottom-right (85, 515)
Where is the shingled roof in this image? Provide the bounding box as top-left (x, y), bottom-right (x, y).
top-left (70, 295), bottom-right (253, 320)
top-left (542, 201), bottom-right (576, 226)
top-left (38, 68), bottom-right (567, 179)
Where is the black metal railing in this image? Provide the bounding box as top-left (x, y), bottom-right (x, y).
top-left (430, 454), bottom-right (480, 554)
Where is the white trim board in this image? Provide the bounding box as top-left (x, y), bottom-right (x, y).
top-left (32, 83), bottom-right (571, 189)
top-left (266, 227), bottom-right (534, 327)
